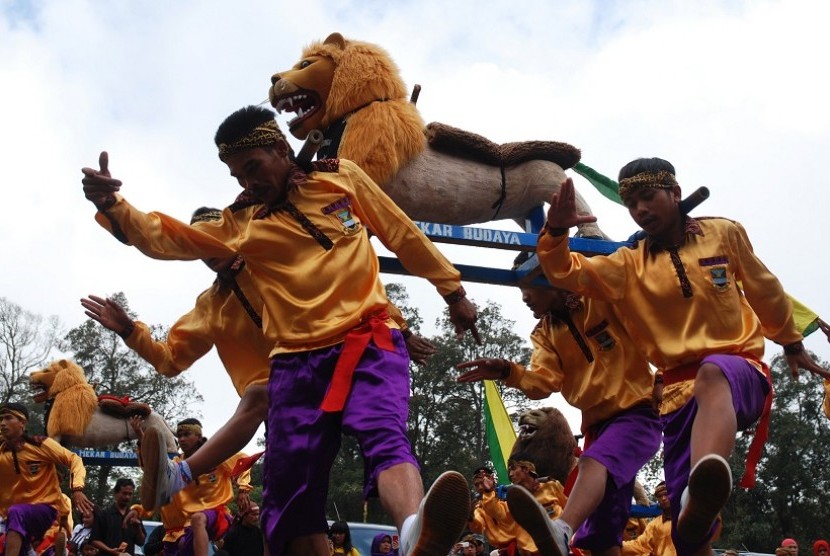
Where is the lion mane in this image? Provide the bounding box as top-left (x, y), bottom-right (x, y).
top-left (511, 406), bottom-right (578, 485)
top-left (277, 32), bottom-right (425, 187)
top-left (30, 359), bottom-right (98, 437)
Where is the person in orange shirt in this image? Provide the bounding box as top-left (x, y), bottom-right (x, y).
top-left (81, 207), bottom-right (434, 513)
top-left (622, 482), bottom-right (676, 556)
top-left (81, 105), bottom-right (479, 556)
top-left (468, 466), bottom-right (521, 554)
top-left (506, 456), bottom-right (568, 555)
top-left (0, 402), bottom-right (94, 556)
top-left (129, 417), bottom-right (252, 556)
top-left (538, 159), bottom-right (829, 555)
top-left (458, 252), bottom-right (660, 556)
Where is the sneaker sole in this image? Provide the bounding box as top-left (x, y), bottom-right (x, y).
top-left (677, 455), bottom-right (732, 544)
top-left (507, 486), bottom-right (565, 556)
top-left (409, 471), bottom-right (471, 556)
top-left (140, 425), bottom-right (168, 512)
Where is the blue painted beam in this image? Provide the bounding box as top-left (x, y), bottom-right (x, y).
top-left (413, 221), bottom-right (625, 256)
top-left (383, 221), bottom-right (628, 288)
top-left (72, 449), bottom-right (139, 467)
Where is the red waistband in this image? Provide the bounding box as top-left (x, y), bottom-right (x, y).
top-left (320, 310), bottom-right (394, 412)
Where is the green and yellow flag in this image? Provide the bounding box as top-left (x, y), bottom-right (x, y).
top-left (483, 380), bottom-right (517, 482)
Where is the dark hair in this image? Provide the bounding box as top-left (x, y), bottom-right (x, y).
top-left (618, 157), bottom-right (676, 182)
top-left (0, 401), bottom-right (29, 421)
top-left (114, 477), bottom-right (135, 492)
top-left (190, 206), bottom-right (222, 225)
top-left (214, 105), bottom-right (277, 148)
top-left (329, 521), bottom-right (354, 553)
top-left (177, 417), bottom-right (203, 428)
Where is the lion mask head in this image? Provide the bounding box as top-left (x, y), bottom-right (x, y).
top-left (30, 359), bottom-right (91, 403)
top-left (270, 32), bottom-right (409, 140)
top-left (510, 406), bottom-right (578, 484)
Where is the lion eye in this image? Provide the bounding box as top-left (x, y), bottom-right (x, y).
top-left (299, 60), bottom-right (312, 69)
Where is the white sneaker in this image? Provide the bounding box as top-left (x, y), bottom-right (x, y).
top-left (401, 471), bottom-right (471, 556)
top-left (140, 424), bottom-right (184, 511)
top-left (506, 485), bottom-right (569, 556)
top-left (677, 454), bottom-right (732, 544)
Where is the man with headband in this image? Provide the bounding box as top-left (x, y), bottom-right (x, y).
top-left (458, 251), bottom-right (660, 556)
top-left (81, 105), bottom-right (479, 555)
top-left (0, 402), bottom-right (94, 556)
top-left (622, 482), bottom-right (676, 556)
top-left (536, 158), bottom-right (829, 555)
top-left (81, 207), bottom-right (437, 512)
top-left (137, 418), bottom-right (251, 556)
top-left (506, 455), bottom-right (567, 555)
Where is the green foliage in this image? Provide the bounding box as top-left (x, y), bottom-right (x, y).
top-left (717, 353), bottom-right (830, 551)
top-left (0, 297), bottom-right (62, 423)
top-left (326, 285), bottom-right (533, 524)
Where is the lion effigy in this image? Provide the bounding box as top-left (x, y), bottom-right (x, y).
top-left (30, 359), bottom-right (177, 452)
top-left (269, 32), bottom-right (606, 237)
top-left (511, 406), bottom-right (578, 485)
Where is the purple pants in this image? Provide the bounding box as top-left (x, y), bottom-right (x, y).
top-left (261, 330), bottom-right (417, 555)
top-left (4, 503), bottom-right (57, 555)
top-left (662, 354), bottom-right (769, 555)
top-left (572, 404), bottom-right (662, 551)
top-left (177, 509), bottom-right (232, 556)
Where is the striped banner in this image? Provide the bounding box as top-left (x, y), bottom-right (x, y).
top-left (483, 380), bottom-right (517, 483)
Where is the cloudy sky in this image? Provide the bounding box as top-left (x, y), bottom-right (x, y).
top-left (2, 0), bottom-right (830, 450)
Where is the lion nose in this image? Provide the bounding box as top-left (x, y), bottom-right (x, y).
top-left (271, 74), bottom-right (281, 86)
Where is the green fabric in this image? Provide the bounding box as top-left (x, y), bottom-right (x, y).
top-left (573, 162), bottom-right (622, 205)
top-left (483, 380), bottom-right (516, 483)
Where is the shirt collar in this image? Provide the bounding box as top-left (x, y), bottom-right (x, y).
top-left (646, 216), bottom-right (704, 254)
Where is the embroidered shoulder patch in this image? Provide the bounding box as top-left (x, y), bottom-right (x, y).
top-left (322, 197), bottom-right (351, 215)
top-left (322, 197), bottom-right (360, 234)
top-left (709, 267), bottom-right (730, 290)
top-left (586, 320), bottom-right (615, 351)
top-left (699, 256), bottom-right (729, 267)
top-left (585, 320), bottom-right (608, 337)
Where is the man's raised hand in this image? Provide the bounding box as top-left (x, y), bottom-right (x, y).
top-left (80, 295), bottom-right (133, 336)
top-left (546, 178), bottom-right (597, 231)
top-left (81, 151), bottom-right (122, 209)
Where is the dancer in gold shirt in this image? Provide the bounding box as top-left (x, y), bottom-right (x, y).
top-left (0, 403), bottom-right (93, 556)
top-left (81, 105), bottom-right (479, 556)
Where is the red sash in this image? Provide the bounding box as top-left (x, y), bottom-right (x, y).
top-left (231, 451), bottom-right (265, 479)
top-left (320, 311), bottom-right (395, 412)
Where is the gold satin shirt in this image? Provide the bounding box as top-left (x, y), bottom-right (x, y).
top-left (161, 452), bottom-right (252, 537)
top-left (538, 217), bottom-right (800, 413)
top-left (0, 437), bottom-right (86, 517)
top-left (504, 297), bottom-right (653, 430)
top-left (96, 160), bottom-right (460, 356)
top-left (125, 269), bottom-right (270, 397)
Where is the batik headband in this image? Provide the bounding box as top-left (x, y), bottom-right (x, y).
top-left (511, 459), bottom-right (538, 476)
top-left (217, 119), bottom-right (286, 161)
top-left (190, 209), bottom-right (222, 225)
top-left (176, 424), bottom-right (202, 436)
top-left (618, 170), bottom-right (678, 200)
top-left (0, 408), bottom-right (27, 422)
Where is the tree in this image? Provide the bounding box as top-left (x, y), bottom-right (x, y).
top-left (717, 353), bottom-right (830, 550)
top-left (61, 292), bottom-right (204, 504)
top-left (326, 285), bottom-right (534, 523)
top-left (0, 297), bottom-right (62, 405)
